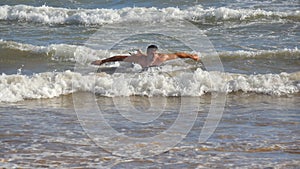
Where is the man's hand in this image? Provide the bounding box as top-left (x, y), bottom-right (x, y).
top-left (190, 54), bottom-right (200, 61)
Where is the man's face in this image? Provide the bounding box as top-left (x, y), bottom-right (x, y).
top-left (147, 48), bottom-right (158, 55)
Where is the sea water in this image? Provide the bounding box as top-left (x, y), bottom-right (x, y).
top-left (0, 0), bottom-right (299, 168)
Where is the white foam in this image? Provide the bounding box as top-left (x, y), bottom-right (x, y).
top-left (0, 5), bottom-right (298, 25)
top-left (0, 69), bottom-right (299, 102)
top-left (0, 39), bottom-right (107, 63)
top-left (0, 39), bottom-right (49, 53)
top-left (218, 48), bottom-right (300, 59)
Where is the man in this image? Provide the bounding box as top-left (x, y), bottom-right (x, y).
top-left (91, 45), bottom-right (200, 68)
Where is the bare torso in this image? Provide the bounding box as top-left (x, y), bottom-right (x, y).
top-left (125, 52), bottom-right (167, 68)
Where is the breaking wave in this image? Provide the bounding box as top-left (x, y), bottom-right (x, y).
top-left (0, 5), bottom-right (299, 25)
top-left (0, 69), bottom-right (299, 102)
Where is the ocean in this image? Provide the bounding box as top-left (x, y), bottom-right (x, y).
top-left (0, 0), bottom-right (299, 168)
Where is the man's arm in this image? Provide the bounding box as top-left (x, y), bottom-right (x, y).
top-left (91, 55), bottom-right (128, 65)
top-left (91, 49), bottom-right (145, 66)
top-left (161, 52), bottom-right (200, 61)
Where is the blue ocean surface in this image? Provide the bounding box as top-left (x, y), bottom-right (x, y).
top-left (0, 0), bottom-right (299, 168)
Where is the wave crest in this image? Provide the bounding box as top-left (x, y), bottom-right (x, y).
top-left (218, 48), bottom-right (300, 59)
top-left (0, 5), bottom-right (299, 25)
top-left (0, 69), bottom-right (299, 102)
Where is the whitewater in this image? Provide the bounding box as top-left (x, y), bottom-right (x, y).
top-left (1, 67), bottom-right (299, 102)
top-left (0, 5), bottom-right (299, 25)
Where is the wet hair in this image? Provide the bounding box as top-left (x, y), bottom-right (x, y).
top-left (147, 45), bottom-right (158, 50)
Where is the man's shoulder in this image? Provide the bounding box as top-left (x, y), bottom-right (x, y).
top-left (158, 53), bottom-right (174, 59)
top-left (157, 53), bottom-right (169, 57)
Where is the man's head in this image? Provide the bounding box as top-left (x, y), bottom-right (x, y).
top-left (147, 45), bottom-right (158, 55)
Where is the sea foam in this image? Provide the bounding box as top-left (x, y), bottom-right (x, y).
top-left (0, 69), bottom-right (299, 102)
top-left (0, 5), bottom-right (298, 25)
